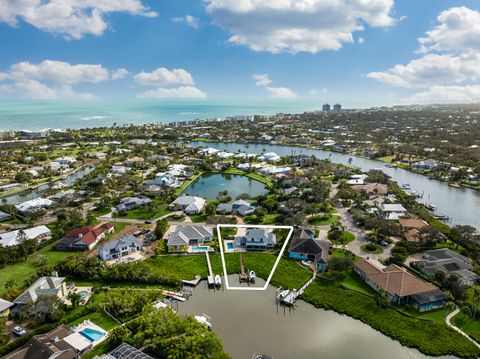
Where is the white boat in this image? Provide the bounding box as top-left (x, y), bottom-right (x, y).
top-left (401, 183), bottom-right (411, 190)
top-left (214, 275), bottom-right (222, 287)
top-left (276, 289), bottom-right (289, 301)
top-left (195, 314), bottom-right (212, 330)
top-left (424, 203), bottom-right (437, 211)
top-left (248, 270), bottom-right (256, 282)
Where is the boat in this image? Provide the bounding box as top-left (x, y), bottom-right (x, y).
top-left (449, 182), bottom-right (461, 188)
top-left (424, 203), bottom-right (437, 211)
top-left (248, 270), bottom-right (256, 282)
top-left (433, 213), bottom-right (450, 221)
top-left (276, 289), bottom-right (289, 301)
top-left (214, 275), bottom-right (222, 287)
top-left (385, 163), bottom-right (397, 168)
top-left (401, 183), bottom-right (411, 190)
top-left (195, 314), bottom-right (212, 331)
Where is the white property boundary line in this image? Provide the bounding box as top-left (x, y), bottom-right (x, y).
top-left (216, 224), bottom-right (294, 291)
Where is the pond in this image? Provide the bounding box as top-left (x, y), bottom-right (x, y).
top-left (178, 275), bottom-right (454, 359)
top-left (190, 141), bottom-right (480, 230)
top-left (181, 173), bottom-right (268, 200)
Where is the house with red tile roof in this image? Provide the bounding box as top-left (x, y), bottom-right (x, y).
top-left (54, 225), bottom-right (112, 251)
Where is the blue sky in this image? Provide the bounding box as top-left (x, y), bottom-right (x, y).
top-left (0, 0), bottom-right (479, 107)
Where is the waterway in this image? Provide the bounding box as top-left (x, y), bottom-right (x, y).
top-left (179, 275), bottom-right (454, 359)
top-left (1, 165), bottom-right (95, 205)
top-left (181, 173), bottom-right (268, 200)
top-left (190, 142), bottom-right (480, 230)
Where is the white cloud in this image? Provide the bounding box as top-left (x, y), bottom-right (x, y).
top-left (418, 7), bottom-right (480, 54)
top-left (265, 86), bottom-right (297, 98)
top-left (367, 51), bottom-right (480, 88)
top-left (205, 0), bottom-right (396, 54)
top-left (134, 67), bottom-right (195, 87)
top-left (367, 6), bottom-right (480, 104)
top-left (252, 74), bottom-right (272, 87)
top-left (0, 59), bottom-right (110, 99)
top-left (172, 15), bottom-right (200, 29)
top-left (137, 86), bottom-right (207, 99)
top-left (358, 36), bottom-right (365, 44)
top-left (409, 85), bottom-right (480, 104)
top-left (0, 0), bottom-right (157, 39)
top-left (111, 68), bottom-right (130, 80)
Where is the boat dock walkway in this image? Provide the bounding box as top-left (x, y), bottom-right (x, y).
top-left (239, 252), bottom-right (248, 282)
top-left (182, 275), bottom-right (201, 287)
top-left (278, 271), bottom-right (316, 306)
top-left (205, 251), bottom-right (215, 286)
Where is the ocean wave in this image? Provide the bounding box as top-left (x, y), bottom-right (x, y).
top-left (81, 116), bottom-right (111, 121)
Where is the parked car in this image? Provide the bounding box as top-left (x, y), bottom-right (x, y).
top-left (380, 240), bottom-right (389, 247)
top-left (144, 220), bottom-right (152, 224)
top-left (12, 326), bottom-right (26, 336)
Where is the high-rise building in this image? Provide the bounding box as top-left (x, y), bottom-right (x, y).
top-left (322, 104), bottom-right (331, 111)
top-left (333, 103), bottom-right (342, 112)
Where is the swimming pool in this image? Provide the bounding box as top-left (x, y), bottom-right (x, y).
top-left (226, 243), bottom-right (234, 250)
top-left (191, 246), bottom-right (209, 252)
top-left (80, 328), bottom-right (106, 342)
top-left (79, 290), bottom-right (88, 299)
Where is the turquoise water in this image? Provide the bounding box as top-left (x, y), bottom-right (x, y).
top-left (79, 291), bottom-right (88, 299)
top-left (191, 246), bottom-right (209, 252)
top-left (80, 328), bottom-right (105, 342)
top-left (0, 100), bottom-right (318, 130)
top-left (182, 173), bottom-right (268, 200)
top-left (227, 243), bottom-right (234, 250)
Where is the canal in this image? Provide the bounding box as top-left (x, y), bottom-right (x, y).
top-left (181, 173), bottom-right (268, 200)
top-left (1, 165), bottom-right (95, 205)
top-left (190, 141), bottom-right (480, 230)
top-left (179, 275), bottom-right (454, 359)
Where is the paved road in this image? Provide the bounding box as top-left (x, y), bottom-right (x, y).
top-left (446, 306), bottom-right (480, 349)
top-left (330, 184), bottom-right (392, 261)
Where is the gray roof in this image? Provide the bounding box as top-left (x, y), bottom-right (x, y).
top-left (0, 210), bottom-right (11, 220)
top-left (423, 248), bottom-right (469, 263)
top-left (216, 203), bottom-right (233, 213)
top-left (0, 298), bottom-right (14, 312)
top-left (97, 235), bottom-right (142, 253)
top-left (14, 276), bottom-right (65, 305)
top-left (167, 226), bottom-right (212, 246)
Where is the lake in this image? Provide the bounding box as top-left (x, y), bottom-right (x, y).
top-left (190, 141), bottom-right (480, 230)
top-left (179, 275), bottom-right (454, 359)
top-left (181, 173), bottom-right (268, 200)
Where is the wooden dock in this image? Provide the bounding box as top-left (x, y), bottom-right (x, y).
top-left (182, 275), bottom-right (201, 287)
top-left (278, 272), bottom-right (316, 306)
top-left (205, 251), bottom-right (215, 287)
top-left (239, 252), bottom-right (248, 282)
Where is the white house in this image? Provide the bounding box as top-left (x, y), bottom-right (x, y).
top-left (378, 203), bottom-right (407, 220)
top-left (169, 195), bottom-right (206, 214)
top-left (167, 226), bottom-right (213, 252)
top-left (235, 228), bottom-right (276, 251)
top-left (97, 235), bottom-right (143, 262)
top-left (0, 225), bottom-right (52, 247)
top-left (15, 197), bottom-right (53, 214)
top-left (259, 152), bottom-right (281, 162)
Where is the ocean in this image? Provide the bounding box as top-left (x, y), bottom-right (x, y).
top-left (0, 100), bottom-right (320, 130)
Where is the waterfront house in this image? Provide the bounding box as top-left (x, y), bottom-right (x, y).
top-left (378, 203), bottom-right (407, 220)
top-left (216, 200), bottom-right (255, 216)
top-left (100, 343), bottom-right (154, 359)
top-left (116, 196), bottom-right (152, 212)
top-left (15, 197), bottom-right (53, 215)
top-left (0, 298), bottom-right (13, 317)
top-left (413, 248), bottom-right (480, 286)
top-left (0, 225), bottom-right (51, 247)
top-left (146, 173), bottom-right (180, 188)
top-left (354, 258), bottom-right (448, 311)
top-left (352, 183), bottom-right (388, 196)
top-left (0, 210), bottom-right (11, 222)
top-left (412, 159), bottom-right (439, 171)
top-left (167, 225), bottom-right (213, 252)
top-left (54, 156), bottom-right (76, 165)
top-left (288, 229), bottom-right (330, 271)
top-left (97, 235), bottom-right (143, 262)
top-left (235, 228), bottom-right (276, 251)
top-left (169, 195), bottom-right (206, 215)
top-left (54, 225), bottom-right (111, 252)
top-left (259, 152), bottom-right (281, 162)
top-left (347, 174), bottom-right (368, 185)
top-left (398, 218), bottom-right (429, 231)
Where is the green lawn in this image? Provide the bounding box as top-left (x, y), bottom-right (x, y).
top-left (452, 312), bottom-right (480, 342)
top-left (308, 214), bottom-right (341, 226)
top-left (376, 155), bottom-right (395, 164)
top-left (341, 231), bottom-right (356, 244)
top-left (67, 310), bottom-right (119, 331)
top-left (0, 242), bottom-right (75, 297)
top-left (119, 207), bottom-right (170, 220)
top-left (189, 213), bottom-right (208, 223)
top-left (338, 272), bottom-right (376, 296)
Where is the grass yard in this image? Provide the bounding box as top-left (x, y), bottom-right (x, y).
top-left (308, 214), bottom-right (341, 226)
top-left (360, 244), bottom-right (383, 254)
top-left (0, 242), bottom-right (75, 297)
top-left (376, 155), bottom-right (395, 164)
top-left (189, 213), bottom-right (208, 223)
top-left (342, 231), bottom-right (355, 244)
top-left (452, 312), bottom-right (480, 342)
top-left (67, 310), bottom-right (119, 331)
top-left (338, 272), bottom-right (376, 296)
top-left (119, 206), bottom-right (170, 220)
